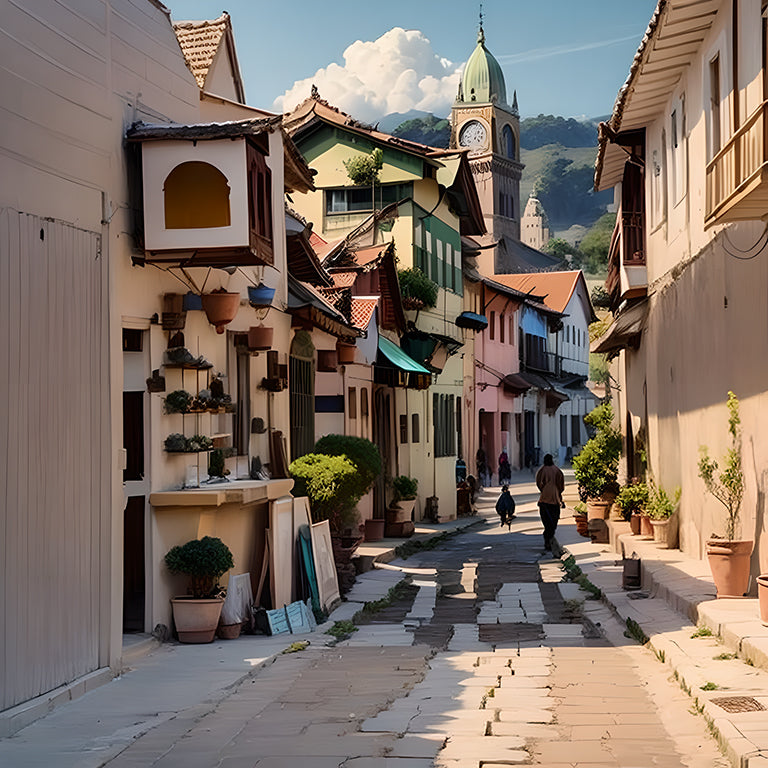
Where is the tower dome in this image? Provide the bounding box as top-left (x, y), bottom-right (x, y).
top-left (456, 26), bottom-right (507, 106)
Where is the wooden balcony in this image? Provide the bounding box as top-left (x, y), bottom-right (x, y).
top-left (706, 99), bottom-right (768, 227)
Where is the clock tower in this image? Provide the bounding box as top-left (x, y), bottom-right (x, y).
top-left (451, 23), bottom-right (523, 257)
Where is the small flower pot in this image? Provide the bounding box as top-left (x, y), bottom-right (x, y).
top-left (586, 499), bottom-right (611, 520)
top-left (650, 518), bottom-right (671, 548)
top-left (363, 518), bottom-right (385, 542)
top-left (202, 291), bottom-right (240, 334)
top-left (337, 343), bottom-right (356, 364)
top-left (247, 326), bottom-right (273, 351)
top-left (248, 284), bottom-right (276, 307)
top-left (183, 291), bottom-right (203, 311)
top-left (574, 514), bottom-right (589, 537)
top-left (629, 513), bottom-right (642, 535)
top-left (640, 513), bottom-right (653, 537)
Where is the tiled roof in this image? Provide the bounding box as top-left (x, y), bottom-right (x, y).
top-left (491, 271), bottom-right (585, 314)
top-left (173, 13), bottom-right (230, 90)
top-left (351, 297), bottom-right (378, 330)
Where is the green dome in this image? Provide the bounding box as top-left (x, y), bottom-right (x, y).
top-left (457, 27), bottom-right (507, 105)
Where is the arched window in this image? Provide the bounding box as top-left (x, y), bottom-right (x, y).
top-left (163, 161), bottom-right (230, 229)
top-left (502, 125), bottom-right (515, 159)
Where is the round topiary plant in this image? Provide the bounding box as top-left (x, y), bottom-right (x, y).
top-left (398, 267), bottom-right (438, 310)
top-left (164, 536), bottom-right (234, 599)
top-left (289, 452), bottom-right (361, 533)
top-left (313, 434), bottom-right (382, 499)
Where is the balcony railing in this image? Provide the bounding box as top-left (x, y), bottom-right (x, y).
top-left (705, 99), bottom-right (768, 227)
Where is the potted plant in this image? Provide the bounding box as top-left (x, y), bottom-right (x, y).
top-left (615, 481), bottom-right (649, 535)
top-left (164, 536), bottom-right (234, 643)
top-left (202, 288), bottom-right (240, 334)
top-left (164, 389), bottom-right (193, 414)
top-left (572, 403), bottom-right (622, 519)
top-left (572, 502), bottom-right (589, 537)
top-left (647, 481), bottom-right (681, 548)
top-left (387, 475), bottom-right (418, 536)
top-left (398, 267), bottom-right (438, 311)
top-left (247, 325), bottom-right (273, 351)
top-left (247, 283), bottom-right (276, 307)
top-left (698, 391), bottom-right (752, 598)
top-left (312, 434), bottom-right (383, 540)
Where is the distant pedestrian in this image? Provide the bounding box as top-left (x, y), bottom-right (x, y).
top-left (498, 448), bottom-right (511, 484)
top-left (535, 454), bottom-right (565, 551)
top-left (495, 484), bottom-right (515, 528)
top-left (476, 448), bottom-right (490, 488)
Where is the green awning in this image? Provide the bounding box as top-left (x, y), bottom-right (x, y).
top-left (377, 336), bottom-right (431, 374)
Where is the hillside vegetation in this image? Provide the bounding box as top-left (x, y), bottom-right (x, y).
top-left (391, 113), bottom-right (610, 235)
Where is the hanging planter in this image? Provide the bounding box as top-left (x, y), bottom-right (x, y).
top-left (247, 325), bottom-right (273, 351)
top-left (248, 284), bottom-right (276, 307)
top-left (183, 292), bottom-right (203, 311)
top-left (337, 343), bottom-right (356, 364)
top-left (202, 290), bottom-right (240, 334)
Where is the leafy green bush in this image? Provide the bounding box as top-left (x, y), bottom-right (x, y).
top-left (313, 434), bottom-right (382, 498)
top-left (164, 390), bottom-right (193, 414)
top-left (572, 403), bottom-right (622, 500)
top-left (289, 453), bottom-right (361, 532)
top-left (698, 391), bottom-right (744, 540)
top-left (615, 481), bottom-right (649, 520)
top-left (647, 481), bottom-right (681, 520)
top-left (398, 267), bottom-right (438, 309)
top-left (392, 475), bottom-right (418, 501)
top-left (164, 536), bottom-right (234, 598)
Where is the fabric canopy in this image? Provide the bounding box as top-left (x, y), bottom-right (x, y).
top-left (591, 300), bottom-right (648, 356)
top-left (455, 311), bottom-right (488, 330)
top-left (377, 336), bottom-right (431, 374)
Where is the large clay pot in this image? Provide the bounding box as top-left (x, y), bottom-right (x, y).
top-left (706, 539), bottom-right (753, 598)
top-left (650, 518), bottom-right (671, 548)
top-left (757, 575), bottom-right (768, 625)
top-left (170, 597), bottom-right (224, 643)
top-left (247, 284), bottom-right (276, 307)
top-left (202, 291), bottom-right (240, 334)
top-left (363, 518), bottom-right (385, 542)
top-left (586, 499), bottom-right (611, 520)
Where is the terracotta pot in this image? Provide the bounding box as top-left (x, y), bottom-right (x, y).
top-left (640, 513), bottom-right (653, 537)
top-left (629, 513), bottom-right (642, 535)
top-left (586, 500), bottom-right (611, 520)
top-left (757, 575), bottom-right (768, 625)
top-left (650, 518), bottom-right (671, 548)
top-left (202, 291), bottom-right (240, 334)
top-left (170, 597), bottom-right (224, 643)
top-left (337, 344), bottom-right (356, 364)
top-left (364, 518), bottom-right (385, 542)
top-left (247, 325), bottom-right (273, 350)
top-left (574, 514), bottom-right (589, 537)
top-left (390, 499), bottom-right (416, 522)
top-left (706, 539), bottom-right (753, 598)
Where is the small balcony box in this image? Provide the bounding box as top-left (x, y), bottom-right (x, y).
top-left (127, 119), bottom-right (277, 268)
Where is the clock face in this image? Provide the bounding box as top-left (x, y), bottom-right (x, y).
top-left (459, 120), bottom-right (487, 148)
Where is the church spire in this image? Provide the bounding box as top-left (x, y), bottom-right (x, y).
top-left (478, 3), bottom-right (485, 45)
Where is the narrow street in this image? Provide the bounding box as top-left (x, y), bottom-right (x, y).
top-left (97, 482), bottom-right (728, 768)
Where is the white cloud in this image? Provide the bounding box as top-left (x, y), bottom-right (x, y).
top-left (273, 27), bottom-right (462, 122)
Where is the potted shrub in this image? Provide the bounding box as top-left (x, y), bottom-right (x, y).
top-left (572, 403), bottom-right (622, 519)
top-left (202, 288), bottom-right (240, 334)
top-left (387, 475), bottom-right (418, 536)
top-left (573, 502), bottom-right (589, 537)
top-left (698, 391), bottom-right (752, 598)
top-left (647, 481), bottom-right (681, 549)
top-left (312, 434), bottom-right (383, 540)
top-left (164, 536), bottom-right (234, 643)
top-left (615, 481), bottom-right (649, 535)
top-left (398, 267), bottom-right (438, 311)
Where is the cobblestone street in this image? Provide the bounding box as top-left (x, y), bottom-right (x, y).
top-left (87, 492), bottom-right (729, 768)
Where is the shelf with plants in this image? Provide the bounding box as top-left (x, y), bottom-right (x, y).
top-left (164, 433), bottom-right (214, 454)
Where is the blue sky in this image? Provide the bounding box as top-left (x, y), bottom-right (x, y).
top-left (167, 1), bottom-right (658, 122)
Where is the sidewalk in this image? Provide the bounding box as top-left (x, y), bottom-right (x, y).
top-left (556, 507), bottom-right (768, 768)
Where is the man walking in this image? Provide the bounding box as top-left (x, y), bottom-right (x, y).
top-left (535, 454), bottom-right (564, 552)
